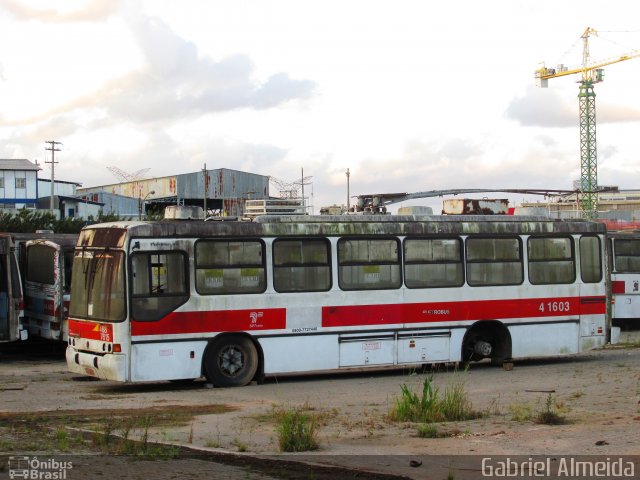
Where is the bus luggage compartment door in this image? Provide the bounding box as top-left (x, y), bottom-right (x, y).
top-left (338, 333), bottom-right (395, 367)
top-left (397, 331), bottom-right (450, 364)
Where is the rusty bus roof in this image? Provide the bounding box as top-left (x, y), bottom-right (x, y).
top-left (79, 215), bottom-right (606, 245)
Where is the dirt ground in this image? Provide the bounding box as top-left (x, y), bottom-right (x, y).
top-left (1, 336), bottom-right (639, 479)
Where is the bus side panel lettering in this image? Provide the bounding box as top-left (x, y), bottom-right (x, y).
top-left (130, 308), bottom-right (286, 336)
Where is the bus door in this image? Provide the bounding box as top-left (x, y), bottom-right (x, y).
top-left (24, 240), bottom-right (67, 341)
top-left (0, 235), bottom-right (24, 342)
top-left (578, 235), bottom-right (607, 342)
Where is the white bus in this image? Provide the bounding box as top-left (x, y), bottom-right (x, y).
top-left (66, 215), bottom-right (609, 386)
top-left (19, 235), bottom-right (78, 341)
top-left (608, 231), bottom-right (640, 329)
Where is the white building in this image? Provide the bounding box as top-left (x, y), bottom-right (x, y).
top-left (0, 159), bottom-right (40, 209)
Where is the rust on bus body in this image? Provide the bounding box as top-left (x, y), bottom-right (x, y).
top-left (442, 199), bottom-right (510, 215)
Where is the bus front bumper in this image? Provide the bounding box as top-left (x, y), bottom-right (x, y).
top-left (66, 347), bottom-right (127, 381)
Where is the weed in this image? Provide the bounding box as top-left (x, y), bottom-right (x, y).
top-left (570, 390), bottom-right (585, 399)
top-left (417, 423), bottom-right (439, 438)
top-left (390, 373), bottom-right (479, 423)
top-left (275, 407), bottom-right (320, 452)
top-left (205, 439), bottom-right (220, 448)
top-left (188, 421), bottom-right (194, 444)
top-left (534, 394), bottom-right (566, 425)
top-left (54, 427), bottom-right (70, 452)
top-left (231, 437), bottom-right (249, 452)
top-left (485, 396), bottom-right (502, 416)
top-left (508, 403), bottom-right (533, 422)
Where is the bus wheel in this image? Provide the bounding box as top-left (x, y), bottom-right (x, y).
top-left (204, 335), bottom-right (258, 387)
top-left (462, 321), bottom-right (511, 366)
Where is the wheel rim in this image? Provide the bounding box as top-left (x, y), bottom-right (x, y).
top-left (218, 345), bottom-right (245, 377)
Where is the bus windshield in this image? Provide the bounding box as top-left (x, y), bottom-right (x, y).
top-left (69, 250), bottom-right (126, 322)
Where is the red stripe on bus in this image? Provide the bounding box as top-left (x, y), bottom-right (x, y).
top-left (322, 296), bottom-right (605, 327)
top-left (130, 308), bottom-right (287, 336)
top-left (612, 281), bottom-right (625, 294)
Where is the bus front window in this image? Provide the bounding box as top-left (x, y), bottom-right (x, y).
top-left (69, 250), bottom-right (126, 322)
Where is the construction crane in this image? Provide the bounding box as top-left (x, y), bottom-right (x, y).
top-left (107, 166), bottom-right (151, 183)
top-left (535, 27), bottom-right (640, 219)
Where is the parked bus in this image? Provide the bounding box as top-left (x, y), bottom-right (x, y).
top-left (66, 215), bottom-right (609, 386)
top-left (17, 234), bottom-right (78, 341)
top-left (608, 231), bottom-right (640, 329)
top-left (0, 233), bottom-right (25, 343)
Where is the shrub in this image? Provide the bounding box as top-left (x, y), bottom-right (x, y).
top-left (275, 407), bottom-right (319, 452)
top-left (390, 374), bottom-right (479, 424)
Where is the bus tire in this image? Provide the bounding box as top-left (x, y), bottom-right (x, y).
top-left (462, 321), bottom-right (511, 365)
top-left (204, 335), bottom-right (258, 388)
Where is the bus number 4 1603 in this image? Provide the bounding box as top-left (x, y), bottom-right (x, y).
top-left (539, 301), bottom-right (571, 313)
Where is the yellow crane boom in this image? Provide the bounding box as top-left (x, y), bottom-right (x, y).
top-left (535, 27), bottom-right (640, 87)
top-left (536, 51), bottom-right (640, 86)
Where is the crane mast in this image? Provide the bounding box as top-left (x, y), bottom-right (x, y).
top-left (579, 28), bottom-right (598, 218)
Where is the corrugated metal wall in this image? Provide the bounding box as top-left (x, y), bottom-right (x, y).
top-left (177, 168), bottom-right (269, 201)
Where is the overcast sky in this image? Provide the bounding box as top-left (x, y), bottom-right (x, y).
top-left (1, 0), bottom-right (640, 212)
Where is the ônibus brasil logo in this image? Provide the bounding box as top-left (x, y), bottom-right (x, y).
top-left (8, 456), bottom-right (73, 479)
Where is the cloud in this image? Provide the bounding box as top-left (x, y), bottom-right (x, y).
top-left (506, 86), bottom-right (640, 127)
top-left (0, 12), bottom-right (316, 127)
top-left (0, 0), bottom-right (121, 22)
top-left (505, 87), bottom-right (575, 127)
top-left (598, 104), bottom-right (640, 123)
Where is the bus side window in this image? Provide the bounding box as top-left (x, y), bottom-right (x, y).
top-left (273, 238), bottom-right (331, 292)
top-left (528, 236), bottom-right (575, 285)
top-left (195, 240), bottom-right (266, 295)
top-left (404, 237), bottom-right (463, 288)
top-left (612, 239), bottom-right (640, 273)
top-left (466, 237), bottom-right (523, 286)
top-left (130, 251), bottom-right (189, 321)
top-left (337, 238), bottom-right (401, 291)
top-left (580, 236), bottom-right (602, 283)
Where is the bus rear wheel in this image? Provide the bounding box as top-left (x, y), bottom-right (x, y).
top-left (204, 335), bottom-right (258, 387)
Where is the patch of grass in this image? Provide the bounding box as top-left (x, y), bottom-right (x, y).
top-left (534, 394), bottom-right (566, 425)
top-left (508, 403), bottom-right (533, 422)
top-left (389, 372), bottom-right (480, 423)
top-left (231, 437), bottom-right (249, 452)
top-left (417, 423), bottom-right (439, 438)
top-left (275, 407), bottom-right (320, 452)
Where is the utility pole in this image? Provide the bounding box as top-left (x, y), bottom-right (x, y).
top-left (346, 168), bottom-right (350, 213)
top-left (202, 163), bottom-right (208, 218)
top-left (45, 141), bottom-right (62, 215)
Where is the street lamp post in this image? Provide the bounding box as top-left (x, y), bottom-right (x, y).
top-left (138, 190), bottom-right (156, 220)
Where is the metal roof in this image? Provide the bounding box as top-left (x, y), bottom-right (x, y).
top-left (0, 159), bottom-right (41, 171)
